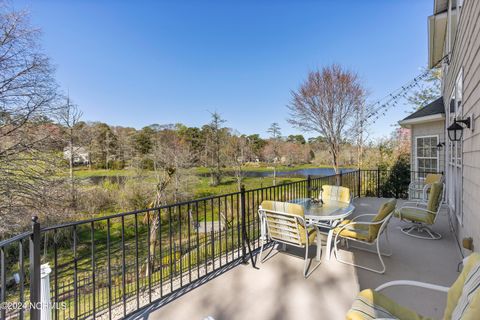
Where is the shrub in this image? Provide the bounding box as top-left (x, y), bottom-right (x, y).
top-left (380, 154), bottom-right (411, 198)
top-left (118, 180), bottom-right (154, 211)
top-left (77, 186), bottom-right (117, 214)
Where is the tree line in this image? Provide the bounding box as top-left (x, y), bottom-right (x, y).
top-left (0, 3), bottom-right (416, 237)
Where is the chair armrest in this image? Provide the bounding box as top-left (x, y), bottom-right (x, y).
top-left (350, 214), bottom-right (377, 222)
top-left (375, 280), bottom-right (449, 293)
top-left (398, 206), bottom-right (436, 215)
top-left (402, 201), bottom-right (427, 207)
top-left (335, 219), bottom-right (382, 234)
top-left (409, 180), bottom-right (425, 188)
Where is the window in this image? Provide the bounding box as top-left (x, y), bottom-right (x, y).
top-left (446, 68), bottom-right (464, 224)
top-left (415, 136), bottom-right (439, 177)
top-left (455, 70), bottom-right (463, 166)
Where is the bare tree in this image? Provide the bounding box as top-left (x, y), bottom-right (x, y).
top-left (56, 97), bottom-right (83, 206)
top-left (267, 122), bottom-right (281, 186)
top-left (146, 126), bottom-right (194, 276)
top-left (288, 65), bottom-right (366, 174)
top-left (226, 133), bottom-right (252, 191)
top-left (205, 112), bottom-right (226, 186)
top-left (354, 102), bottom-right (371, 169)
top-left (0, 4), bottom-right (62, 234)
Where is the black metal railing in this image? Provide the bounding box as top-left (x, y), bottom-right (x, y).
top-left (0, 169), bottom-right (440, 320)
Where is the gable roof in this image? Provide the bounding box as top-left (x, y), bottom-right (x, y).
top-left (399, 97), bottom-right (445, 127)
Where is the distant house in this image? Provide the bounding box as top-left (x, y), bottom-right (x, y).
top-left (399, 97), bottom-right (446, 176)
top-left (63, 146), bottom-right (90, 165)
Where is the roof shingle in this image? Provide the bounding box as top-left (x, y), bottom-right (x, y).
top-left (401, 97), bottom-right (445, 121)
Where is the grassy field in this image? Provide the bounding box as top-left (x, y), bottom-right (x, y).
top-left (74, 166), bottom-right (305, 199)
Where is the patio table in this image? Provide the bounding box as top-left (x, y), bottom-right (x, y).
top-left (289, 198), bottom-right (355, 260)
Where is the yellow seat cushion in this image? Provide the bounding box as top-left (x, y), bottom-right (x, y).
top-left (260, 200), bottom-right (315, 245)
top-left (444, 253), bottom-right (480, 320)
top-left (424, 173), bottom-right (443, 185)
top-left (346, 289), bottom-right (429, 320)
top-left (369, 199), bottom-right (396, 238)
top-left (395, 207), bottom-right (435, 224)
top-left (426, 182), bottom-right (443, 213)
top-left (321, 185), bottom-right (351, 204)
top-left (333, 220), bottom-right (372, 242)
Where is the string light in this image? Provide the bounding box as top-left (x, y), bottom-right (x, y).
top-left (363, 53), bottom-right (448, 126)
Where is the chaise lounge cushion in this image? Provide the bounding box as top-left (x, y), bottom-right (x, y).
top-left (444, 253), bottom-right (480, 320)
top-left (346, 288), bottom-right (429, 320)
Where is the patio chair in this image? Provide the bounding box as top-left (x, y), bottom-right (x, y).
top-left (346, 253), bottom-right (480, 320)
top-left (258, 200), bottom-right (322, 278)
top-left (329, 198), bottom-right (396, 274)
top-left (395, 182), bottom-right (444, 240)
top-left (319, 185), bottom-right (351, 204)
top-left (408, 173), bottom-right (443, 201)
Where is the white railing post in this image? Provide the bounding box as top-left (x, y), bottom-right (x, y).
top-left (40, 263), bottom-right (52, 320)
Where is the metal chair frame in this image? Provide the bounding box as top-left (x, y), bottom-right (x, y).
top-left (397, 183), bottom-right (445, 240)
top-left (258, 207), bottom-right (321, 278)
top-left (331, 212), bottom-right (394, 274)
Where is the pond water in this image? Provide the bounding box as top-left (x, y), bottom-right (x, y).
top-left (239, 167), bottom-right (354, 178)
top-left (83, 167), bottom-right (355, 185)
top-left (198, 167), bottom-right (355, 178)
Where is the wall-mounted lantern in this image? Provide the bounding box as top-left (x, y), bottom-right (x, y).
top-left (447, 115), bottom-right (474, 142)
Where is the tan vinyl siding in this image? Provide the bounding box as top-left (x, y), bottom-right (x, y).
top-left (410, 121), bottom-right (446, 173)
top-left (442, 0), bottom-right (480, 253)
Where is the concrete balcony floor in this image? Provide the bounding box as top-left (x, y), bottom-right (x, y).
top-left (136, 198), bottom-right (462, 320)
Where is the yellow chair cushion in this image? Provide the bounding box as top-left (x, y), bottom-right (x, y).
top-left (321, 185), bottom-right (351, 204)
top-left (444, 253), bottom-right (480, 320)
top-left (333, 220), bottom-right (372, 242)
top-left (426, 182), bottom-right (443, 213)
top-left (369, 199), bottom-right (396, 238)
top-left (260, 200), bottom-right (305, 217)
top-left (346, 289), bottom-right (429, 320)
top-left (260, 200), bottom-right (315, 245)
top-left (395, 207), bottom-right (435, 224)
top-left (424, 173), bottom-right (443, 185)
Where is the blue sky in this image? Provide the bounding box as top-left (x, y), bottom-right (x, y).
top-left (14, 0), bottom-right (432, 139)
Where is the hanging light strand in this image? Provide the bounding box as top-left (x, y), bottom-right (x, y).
top-left (363, 53), bottom-right (449, 125)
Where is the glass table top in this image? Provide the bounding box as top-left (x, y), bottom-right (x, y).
top-left (289, 198), bottom-right (355, 222)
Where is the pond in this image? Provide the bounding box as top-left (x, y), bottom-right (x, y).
top-left (82, 167), bottom-right (356, 185)
top-left (198, 167), bottom-right (355, 178)
top-left (240, 167), bottom-right (355, 178)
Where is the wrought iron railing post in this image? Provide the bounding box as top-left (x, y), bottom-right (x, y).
top-left (357, 169), bottom-right (361, 198)
top-left (376, 168), bottom-right (381, 198)
top-left (307, 175), bottom-right (312, 199)
top-left (29, 216), bottom-right (41, 320)
top-left (240, 185), bottom-right (247, 263)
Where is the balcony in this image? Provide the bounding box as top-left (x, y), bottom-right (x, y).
top-left (141, 197), bottom-right (460, 320)
top-left (0, 170), bottom-right (460, 320)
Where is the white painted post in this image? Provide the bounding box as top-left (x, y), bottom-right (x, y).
top-left (40, 263), bottom-right (52, 320)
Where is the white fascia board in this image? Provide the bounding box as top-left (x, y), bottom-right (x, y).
top-left (398, 114), bottom-right (445, 128)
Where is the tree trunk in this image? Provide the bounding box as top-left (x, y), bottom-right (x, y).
top-left (273, 164), bottom-right (277, 186)
top-left (68, 129), bottom-right (75, 207)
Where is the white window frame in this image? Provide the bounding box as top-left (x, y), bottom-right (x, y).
top-left (446, 69), bottom-right (464, 225)
top-left (414, 135), bottom-right (440, 176)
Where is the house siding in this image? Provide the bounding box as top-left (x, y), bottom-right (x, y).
top-left (442, 0), bottom-right (480, 253)
top-left (410, 121), bottom-right (446, 173)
